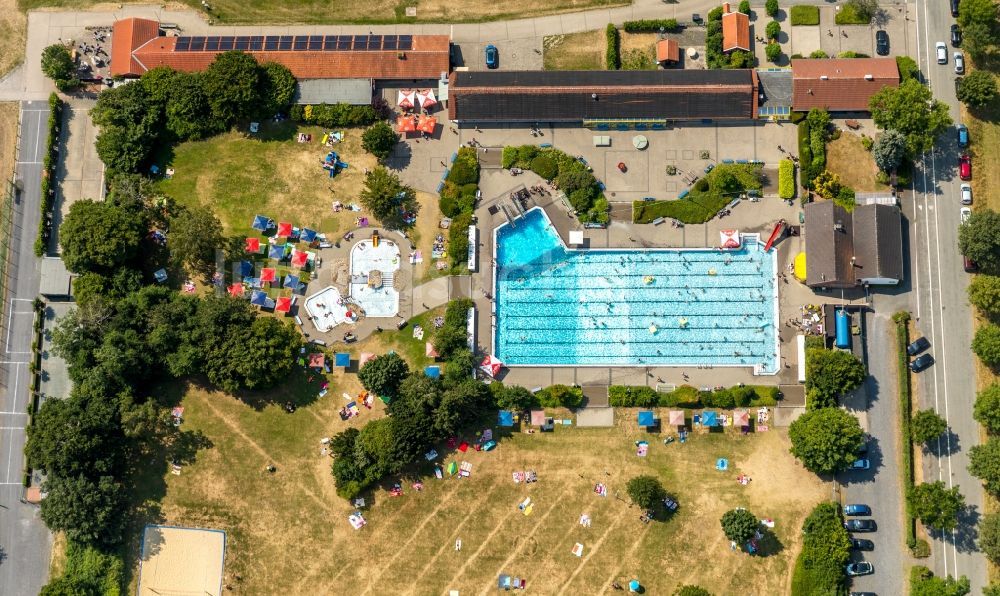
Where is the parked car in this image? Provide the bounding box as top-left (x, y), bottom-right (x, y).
top-left (951, 0), bottom-right (960, 17)
top-left (850, 458), bottom-right (871, 470)
top-left (907, 336), bottom-right (931, 356)
top-left (910, 353), bottom-right (935, 372)
top-left (850, 538), bottom-right (875, 551)
top-left (955, 52), bottom-right (965, 74)
top-left (844, 519), bottom-right (877, 532)
top-left (961, 183), bottom-right (972, 205)
top-left (952, 24), bottom-right (962, 47)
top-left (937, 41), bottom-right (948, 64)
top-left (875, 30), bottom-right (889, 55)
top-left (960, 155), bottom-right (972, 180)
top-left (856, 435), bottom-right (870, 455)
top-left (846, 562), bottom-right (874, 577)
top-left (958, 123), bottom-right (969, 147)
top-left (844, 504), bottom-right (873, 516)
top-left (485, 44), bottom-right (499, 68)
top-left (662, 496), bottom-right (679, 512)
top-left (961, 207), bottom-right (972, 224)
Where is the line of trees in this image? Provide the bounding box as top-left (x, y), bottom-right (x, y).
top-left (790, 502), bottom-right (852, 595)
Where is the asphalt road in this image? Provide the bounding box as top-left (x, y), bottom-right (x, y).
top-left (909, 0), bottom-right (986, 588)
top-left (0, 100), bottom-right (51, 596)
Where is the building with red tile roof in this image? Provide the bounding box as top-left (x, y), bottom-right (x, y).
top-left (110, 18), bottom-right (450, 81)
top-left (656, 39), bottom-right (680, 64)
top-left (792, 58), bottom-right (899, 111)
top-left (721, 3), bottom-right (750, 53)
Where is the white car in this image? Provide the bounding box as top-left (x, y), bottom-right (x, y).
top-left (937, 42), bottom-right (947, 64)
top-left (955, 52), bottom-right (965, 74)
top-left (961, 207), bottom-right (971, 224)
top-left (961, 183), bottom-right (973, 205)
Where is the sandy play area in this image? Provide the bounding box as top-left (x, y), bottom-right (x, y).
top-left (138, 525), bottom-right (226, 596)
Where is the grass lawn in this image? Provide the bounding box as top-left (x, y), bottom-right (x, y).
top-left (826, 132), bottom-right (890, 193)
top-left (633, 164), bottom-right (761, 224)
top-left (620, 32), bottom-right (658, 70)
top-left (833, 4), bottom-right (870, 25)
top-left (0, 103), bottom-right (17, 198)
top-left (963, 83), bottom-right (1000, 215)
top-left (543, 31), bottom-right (605, 71)
top-left (17, 0), bottom-right (628, 24)
top-left (789, 5), bottom-right (819, 26)
top-left (0, 0), bottom-right (24, 77)
top-left (147, 366), bottom-right (825, 594)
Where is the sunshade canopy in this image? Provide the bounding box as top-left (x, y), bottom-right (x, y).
top-left (417, 114), bottom-right (437, 134)
top-left (397, 89), bottom-right (416, 108)
top-left (794, 251), bottom-right (807, 281)
top-left (260, 268), bottom-right (276, 283)
top-left (246, 237), bottom-right (260, 252)
top-left (291, 250), bottom-right (308, 268)
top-left (239, 260), bottom-right (254, 277)
top-left (417, 88), bottom-right (437, 108)
top-left (308, 353), bottom-right (325, 368)
top-left (637, 411), bottom-right (655, 426)
top-left (301, 228), bottom-right (318, 242)
top-left (283, 274), bottom-right (301, 290)
top-left (251, 215), bottom-right (273, 231)
top-left (268, 243), bottom-right (286, 260)
top-left (668, 410), bottom-right (686, 426)
top-left (498, 410), bottom-right (514, 427)
top-left (335, 352), bottom-right (351, 367)
top-left (720, 229), bottom-right (741, 249)
top-left (425, 342), bottom-right (439, 357)
top-left (530, 410), bottom-right (546, 426)
top-left (396, 114), bottom-right (417, 132)
top-left (275, 296), bottom-right (292, 313)
top-left (702, 411), bottom-right (719, 426)
top-left (733, 409), bottom-right (750, 426)
top-left (227, 283), bottom-right (244, 298)
top-left (277, 222), bottom-right (293, 237)
top-left (250, 290), bottom-right (268, 306)
top-left (359, 352), bottom-right (377, 366)
top-left (480, 354), bottom-right (503, 377)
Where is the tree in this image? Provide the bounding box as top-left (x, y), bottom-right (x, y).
top-left (169, 205), bottom-right (224, 277)
top-left (797, 502), bottom-right (852, 592)
top-left (960, 22), bottom-right (995, 59)
top-left (362, 121), bottom-right (399, 161)
top-left (805, 348), bottom-right (866, 408)
top-left (986, 584), bottom-right (1000, 596)
top-left (765, 21), bottom-right (781, 40)
top-left (202, 51), bottom-right (261, 127)
top-left (911, 409), bottom-right (948, 444)
top-left (910, 566), bottom-right (971, 596)
top-left (957, 70), bottom-right (998, 108)
top-left (494, 384), bottom-right (537, 411)
top-left (968, 275), bottom-right (1000, 317)
top-left (845, 0), bottom-right (878, 20)
top-left (626, 475), bottom-right (668, 509)
top-left (980, 513), bottom-right (1000, 564)
top-left (871, 129), bottom-right (906, 173)
top-left (789, 407), bottom-right (865, 475)
top-left (139, 66), bottom-right (180, 108)
top-left (41, 44), bottom-right (79, 91)
top-left (908, 481), bottom-right (964, 531)
top-left (91, 82), bottom-right (161, 174)
top-left (960, 210), bottom-right (1000, 273)
top-left (973, 324), bottom-right (1000, 367)
top-left (165, 72), bottom-right (217, 140)
top-left (358, 352), bottom-right (410, 398)
top-left (674, 586), bottom-right (712, 596)
top-left (202, 316), bottom-right (301, 393)
top-left (974, 384), bottom-right (1000, 434)
top-left (969, 437), bottom-right (1000, 494)
top-left (958, 0), bottom-right (998, 29)
top-left (359, 166), bottom-right (418, 229)
top-left (720, 508), bottom-right (759, 544)
top-left (60, 200), bottom-right (145, 274)
top-left (40, 474), bottom-right (127, 546)
top-left (870, 78), bottom-right (953, 156)
top-left (765, 0), bottom-right (778, 17)
top-left (258, 62), bottom-right (296, 116)
top-left (765, 42), bottom-right (782, 63)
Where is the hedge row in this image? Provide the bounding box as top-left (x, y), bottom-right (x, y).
top-left (894, 311), bottom-right (925, 556)
top-left (606, 24), bottom-right (620, 70)
top-left (608, 384), bottom-right (779, 408)
top-left (288, 103), bottom-right (377, 127)
top-left (778, 159), bottom-right (795, 199)
top-left (622, 19), bottom-right (680, 32)
top-left (440, 146), bottom-right (480, 219)
top-left (35, 93), bottom-right (62, 257)
top-left (502, 145), bottom-right (608, 224)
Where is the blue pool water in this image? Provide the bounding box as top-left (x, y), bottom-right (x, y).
top-left (493, 208), bottom-right (779, 372)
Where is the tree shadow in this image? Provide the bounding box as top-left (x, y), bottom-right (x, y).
top-left (754, 526), bottom-right (785, 556)
top-left (954, 503), bottom-right (981, 553)
top-left (924, 428), bottom-right (961, 457)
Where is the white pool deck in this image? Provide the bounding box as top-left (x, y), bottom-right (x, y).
top-left (303, 286), bottom-right (351, 333)
top-left (349, 238), bottom-right (401, 318)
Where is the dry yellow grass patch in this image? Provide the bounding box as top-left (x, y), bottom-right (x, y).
top-left (826, 132), bottom-right (889, 193)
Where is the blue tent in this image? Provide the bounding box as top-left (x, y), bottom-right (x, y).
top-left (335, 353), bottom-right (351, 368)
top-left (629, 580), bottom-right (641, 593)
top-left (250, 290), bottom-right (268, 306)
top-left (238, 260), bottom-right (253, 278)
top-left (251, 215), bottom-right (273, 231)
top-left (637, 411), bottom-right (655, 427)
top-left (498, 410), bottom-right (514, 427)
top-left (301, 228), bottom-right (317, 243)
top-left (268, 243), bottom-right (286, 260)
top-left (702, 411), bottom-right (718, 427)
top-left (424, 366), bottom-right (441, 378)
top-left (283, 274), bottom-right (301, 291)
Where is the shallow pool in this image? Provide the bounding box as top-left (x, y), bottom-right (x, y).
top-left (493, 208), bottom-right (779, 373)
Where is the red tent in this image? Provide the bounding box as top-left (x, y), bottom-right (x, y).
top-left (227, 283), bottom-right (244, 297)
top-left (480, 355), bottom-right (503, 378)
top-left (291, 249), bottom-right (308, 268)
top-left (246, 237), bottom-right (260, 252)
top-left (416, 114), bottom-right (437, 135)
top-left (397, 89), bottom-right (416, 109)
top-left (260, 268), bottom-right (277, 283)
top-left (720, 229), bottom-right (741, 249)
top-left (396, 114), bottom-right (416, 133)
top-left (277, 222), bottom-right (293, 238)
top-left (308, 353), bottom-right (325, 368)
top-left (275, 296), bottom-right (292, 314)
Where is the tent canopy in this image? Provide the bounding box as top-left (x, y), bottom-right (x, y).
top-left (251, 215), bottom-right (273, 231)
top-left (246, 237), bottom-right (260, 252)
top-left (417, 114), bottom-right (437, 134)
top-left (396, 114), bottom-right (417, 132)
top-left (720, 229), bottom-right (741, 249)
top-left (668, 410), bottom-right (685, 426)
top-left (308, 353), bottom-right (325, 368)
top-left (291, 249), bottom-right (308, 268)
top-left (530, 410), bottom-right (546, 426)
top-left (335, 352), bottom-right (351, 367)
top-left (397, 89), bottom-right (416, 109)
top-left (227, 283), bottom-right (244, 298)
top-left (425, 342), bottom-right (439, 358)
top-left (498, 410), bottom-right (514, 427)
top-left (637, 411), bottom-right (655, 427)
top-left (277, 222), bottom-right (293, 238)
top-left (416, 88), bottom-right (437, 108)
top-left (250, 290), bottom-right (268, 306)
top-left (301, 228), bottom-right (318, 243)
top-left (260, 268), bottom-right (276, 283)
top-left (480, 354), bottom-right (503, 377)
top-left (702, 411), bottom-right (719, 426)
top-left (275, 296), bottom-right (292, 313)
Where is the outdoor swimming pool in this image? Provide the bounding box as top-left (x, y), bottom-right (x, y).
top-left (493, 208), bottom-right (779, 373)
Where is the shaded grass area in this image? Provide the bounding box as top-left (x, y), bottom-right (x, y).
top-left (789, 5), bottom-right (819, 26)
top-left (633, 164), bottom-right (762, 224)
top-left (543, 31), bottom-right (605, 71)
top-left (826, 132), bottom-right (889, 192)
top-left (17, 0), bottom-right (628, 24)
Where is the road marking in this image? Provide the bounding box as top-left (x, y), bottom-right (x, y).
top-left (15, 161), bottom-right (41, 165)
top-left (0, 412), bottom-right (27, 416)
top-left (32, 110), bottom-right (43, 164)
top-left (5, 365), bottom-right (19, 483)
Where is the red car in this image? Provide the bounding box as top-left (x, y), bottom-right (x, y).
top-left (960, 155), bottom-right (972, 180)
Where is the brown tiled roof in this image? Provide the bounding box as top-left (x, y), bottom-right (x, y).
top-left (792, 58), bottom-right (899, 111)
top-left (722, 11), bottom-right (750, 52)
top-left (656, 39), bottom-right (679, 63)
top-left (111, 18), bottom-right (160, 77)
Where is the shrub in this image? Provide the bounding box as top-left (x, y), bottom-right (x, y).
top-left (790, 111), bottom-right (807, 124)
top-left (765, 21), bottom-right (781, 40)
top-left (447, 212), bottom-right (473, 265)
top-left (37, 93), bottom-right (62, 256)
top-left (765, 0), bottom-right (779, 17)
top-left (975, 324), bottom-right (1000, 367)
top-left (790, 5), bottom-right (820, 25)
top-left (609, 385), bottom-right (661, 407)
top-left (707, 6), bottom-right (723, 20)
top-left (537, 384), bottom-right (583, 408)
top-left (778, 159), bottom-right (795, 199)
top-left (623, 19), bottom-right (680, 32)
top-left (835, 1), bottom-right (871, 24)
top-left (790, 502), bottom-right (851, 595)
top-left (530, 155), bottom-right (558, 180)
top-left (694, 178), bottom-right (710, 192)
top-left (738, 0), bottom-right (751, 13)
top-left (448, 147), bottom-right (480, 185)
top-left (516, 144), bottom-right (539, 165)
top-left (896, 56), bottom-right (920, 81)
top-left (606, 24), bottom-right (620, 70)
top-left (501, 146), bottom-right (517, 169)
top-left (809, 49), bottom-right (829, 58)
top-left (837, 51), bottom-right (869, 58)
top-left (292, 103), bottom-right (376, 127)
top-left (766, 42), bottom-right (782, 62)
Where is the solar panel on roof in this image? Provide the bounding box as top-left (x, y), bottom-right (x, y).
top-left (323, 35), bottom-right (337, 50)
top-left (234, 36), bottom-right (249, 50)
top-left (337, 36), bottom-right (352, 50)
top-left (205, 36), bottom-right (220, 51)
top-left (249, 36), bottom-right (263, 50)
top-left (175, 37), bottom-right (191, 51)
top-left (294, 36), bottom-right (308, 50)
top-left (219, 37), bottom-right (234, 50)
top-left (279, 36), bottom-right (293, 50)
top-left (189, 36), bottom-right (205, 51)
top-left (264, 36), bottom-right (279, 50)
top-left (309, 35), bottom-right (323, 50)
top-left (399, 35), bottom-right (413, 50)
top-left (369, 35), bottom-right (382, 50)
top-left (383, 35), bottom-right (398, 50)
top-left (354, 35), bottom-right (368, 50)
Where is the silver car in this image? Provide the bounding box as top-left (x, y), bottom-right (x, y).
top-left (937, 42), bottom-right (947, 64)
top-left (961, 207), bottom-right (971, 224)
top-left (955, 52), bottom-right (965, 74)
top-left (961, 183), bottom-right (972, 205)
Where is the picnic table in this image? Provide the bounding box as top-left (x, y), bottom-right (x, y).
top-left (845, 119), bottom-right (861, 130)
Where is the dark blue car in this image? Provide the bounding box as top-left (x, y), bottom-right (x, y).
top-left (485, 44), bottom-right (499, 69)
